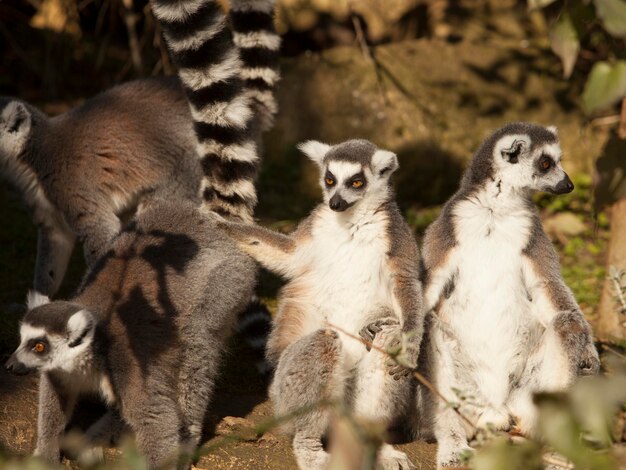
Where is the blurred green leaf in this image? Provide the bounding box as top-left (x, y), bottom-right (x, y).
top-left (582, 61), bottom-right (626, 113)
top-left (550, 12), bottom-right (580, 78)
top-left (535, 392), bottom-right (617, 469)
top-left (471, 437), bottom-right (543, 470)
top-left (593, 0), bottom-right (626, 37)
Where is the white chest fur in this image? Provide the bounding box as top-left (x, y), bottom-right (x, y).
top-left (440, 188), bottom-right (544, 397)
top-left (294, 207), bottom-right (397, 364)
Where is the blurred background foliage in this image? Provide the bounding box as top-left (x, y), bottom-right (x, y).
top-left (1, 0), bottom-right (626, 468)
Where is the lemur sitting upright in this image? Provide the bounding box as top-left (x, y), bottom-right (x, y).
top-left (421, 123), bottom-right (600, 468)
top-left (0, 0), bottom-right (279, 297)
top-left (5, 199), bottom-right (256, 468)
top-left (219, 139), bottom-right (424, 470)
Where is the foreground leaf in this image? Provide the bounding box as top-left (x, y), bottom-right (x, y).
top-left (594, 0), bottom-right (626, 38)
top-left (582, 61), bottom-right (626, 113)
top-left (550, 12), bottom-right (580, 79)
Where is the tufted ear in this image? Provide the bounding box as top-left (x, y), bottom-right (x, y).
top-left (500, 139), bottom-right (526, 164)
top-left (546, 125), bottom-right (558, 137)
top-left (1, 101), bottom-right (32, 136)
top-left (26, 291), bottom-right (50, 310)
top-left (67, 309), bottom-right (95, 348)
top-left (298, 140), bottom-right (331, 166)
top-left (371, 150), bottom-right (399, 177)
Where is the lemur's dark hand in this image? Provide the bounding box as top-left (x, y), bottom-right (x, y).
top-left (358, 317), bottom-right (400, 350)
top-left (578, 341), bottom-right (600, 376)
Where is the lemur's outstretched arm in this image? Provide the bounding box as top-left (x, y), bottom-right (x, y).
top-left (217, 220), bottom-right (297, 277)
top-left (522, 221), bottom-right (600, 376)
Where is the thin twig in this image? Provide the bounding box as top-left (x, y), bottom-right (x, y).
top-left (326, 322), bottom-right (478, 433)
top-left (602, 344), bottom-right (626, 360)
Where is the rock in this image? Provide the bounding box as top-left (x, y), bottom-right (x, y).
top-left (543, 212), bottom-right (587, 238)
top-left (259, 38), bottom-right (606, 220)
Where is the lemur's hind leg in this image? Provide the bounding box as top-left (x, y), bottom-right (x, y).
top-left (354, 321), bottom-right (416, 470)
top-left (34, 219), bottom-right (75, 296)
top-left (509, 311), bottom-right (599, 437)
top-left (430, 329), bottom-right (473, 469)
top-left (270, 328), bottom-right (345, 470)
top-left (69, 208), bottom-right (121, 266)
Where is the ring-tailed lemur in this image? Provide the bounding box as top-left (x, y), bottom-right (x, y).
top-left (0, 0), bottom-right (280, 297)
top-left (5, 199), bottom-right (257, 468)
top-left (420, 123), bottom-right (600, 468)
top-left (218, 139), bottom-right (424, 470)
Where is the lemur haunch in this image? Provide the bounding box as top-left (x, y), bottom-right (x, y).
top-left (5, 199), bottom-right (257, 468)
top-left (0, 0), bottom-right (279, 297)
top-left (219, 139), bottom-right (424, 470)
top-left (421, 123), bottom-right (600, 468)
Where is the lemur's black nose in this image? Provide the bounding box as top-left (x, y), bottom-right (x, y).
top-left (5, 355), bottom-right (29, 376)
top-left (553, 173), bottom-right (574, 194)
top-left (329, 194), bottom-right (349, 212)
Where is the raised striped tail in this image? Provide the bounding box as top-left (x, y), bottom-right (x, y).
top-left (236, 296), bottom-right (273, 375)
top-left (229, 0), bottom-right (280, 134)
top-left (151, 0), bottom-right (261, 222)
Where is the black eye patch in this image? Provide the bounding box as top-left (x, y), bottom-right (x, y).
top-left (346, 172), bottom-right (367, 189)
top-left (26, 337), bottom-right (49, 353)
top-left (537, 154), bottom-right (554, 173)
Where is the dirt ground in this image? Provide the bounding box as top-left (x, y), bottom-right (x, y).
top-left (0, 365), bottom-right (437, 469)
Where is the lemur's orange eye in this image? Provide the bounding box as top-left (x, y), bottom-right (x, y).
top-left (33, 342), bottom-right (46, 353)
top-left (352, 180), bottom-right (363, 188)
top-left (540, 156), bottom-right (552, 170)
top-left (325, 177), bottom-right (335, 186)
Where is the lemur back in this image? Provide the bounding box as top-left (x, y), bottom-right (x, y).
top-left (6, 199), bottom-right (257, 468)
top-left (0, 0), bottom-right (280, 297)
top-left (421, 123), bottom-right (600, 468)
top-left (219, 139), bottom-right (424, 470)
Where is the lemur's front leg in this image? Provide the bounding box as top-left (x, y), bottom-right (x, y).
top-left (34, 221), bottom-right (75, 297)
top-left (35, 373), bottom-right (77, 462)
top-left (217, 220), bottom-right (296, 276)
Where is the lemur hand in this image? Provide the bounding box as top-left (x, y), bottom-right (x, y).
top-left (578, 340), bottom-right (600, 376)
top-left (358, 317), bottom-right (400, 350)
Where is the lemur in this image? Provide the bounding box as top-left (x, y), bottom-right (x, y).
top-left (420, 123), bottom-right (601, 468)
top-left (4, 0), bottom-right (278, 464)
top-left (0, 0), bottom-right (279, 297)
top-left (5, 198), bottom-right (257, 468)
top-left (218, 139), bottom-right (424, 470)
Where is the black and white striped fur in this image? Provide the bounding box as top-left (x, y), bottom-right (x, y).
top-left (152, 0), bottom-right (280, 222)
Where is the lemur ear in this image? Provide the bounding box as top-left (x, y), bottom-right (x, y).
top-left (546, 125), bottom-right (558, 137)
top-left (26, 291), bottom-right (50, 310)
top-left (298, 140), bottom-right (331, 166)
top-left (500, 139), bottom-right (526, 164)
top-left (371, 150), bottom-right (399, 177)
top-left (67, 309), bottom-right (94, 348)
top-left (2, 101), bottom-right (32, 136)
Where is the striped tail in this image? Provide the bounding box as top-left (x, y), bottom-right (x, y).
top-left (151, 0), bottom-right (262, 222)
top-left (236, 296), bottom-right (273, 375)
top-left (229, 0), bottom-right (280, 134)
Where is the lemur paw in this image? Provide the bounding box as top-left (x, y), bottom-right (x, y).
top-left (578, 343), bottom-right (600, 376)
top-left (359, 317), bottom-right (400, 350)
top-left (377, 444), bottom-right (415, 470)
top-left (437, 446), bottom-right (473, 469)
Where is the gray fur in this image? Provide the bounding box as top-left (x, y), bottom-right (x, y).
top-left (219, 139), bottom-right (423, 469)
top-left (6, 199), bottom-right (257, 467)
top-left (420, 123), bottom-right (599, 468)
top-left (0, 77), bottom-right (200, 296)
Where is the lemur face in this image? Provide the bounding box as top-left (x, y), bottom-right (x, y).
top-left (299, 139), bottom-right (399, 212)
top-left (5, 296), bottom-right (95, 376)
top-left (493, 126), bottom-right (573, 195)
top-left (0, 99), bottom-right (32, 162)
